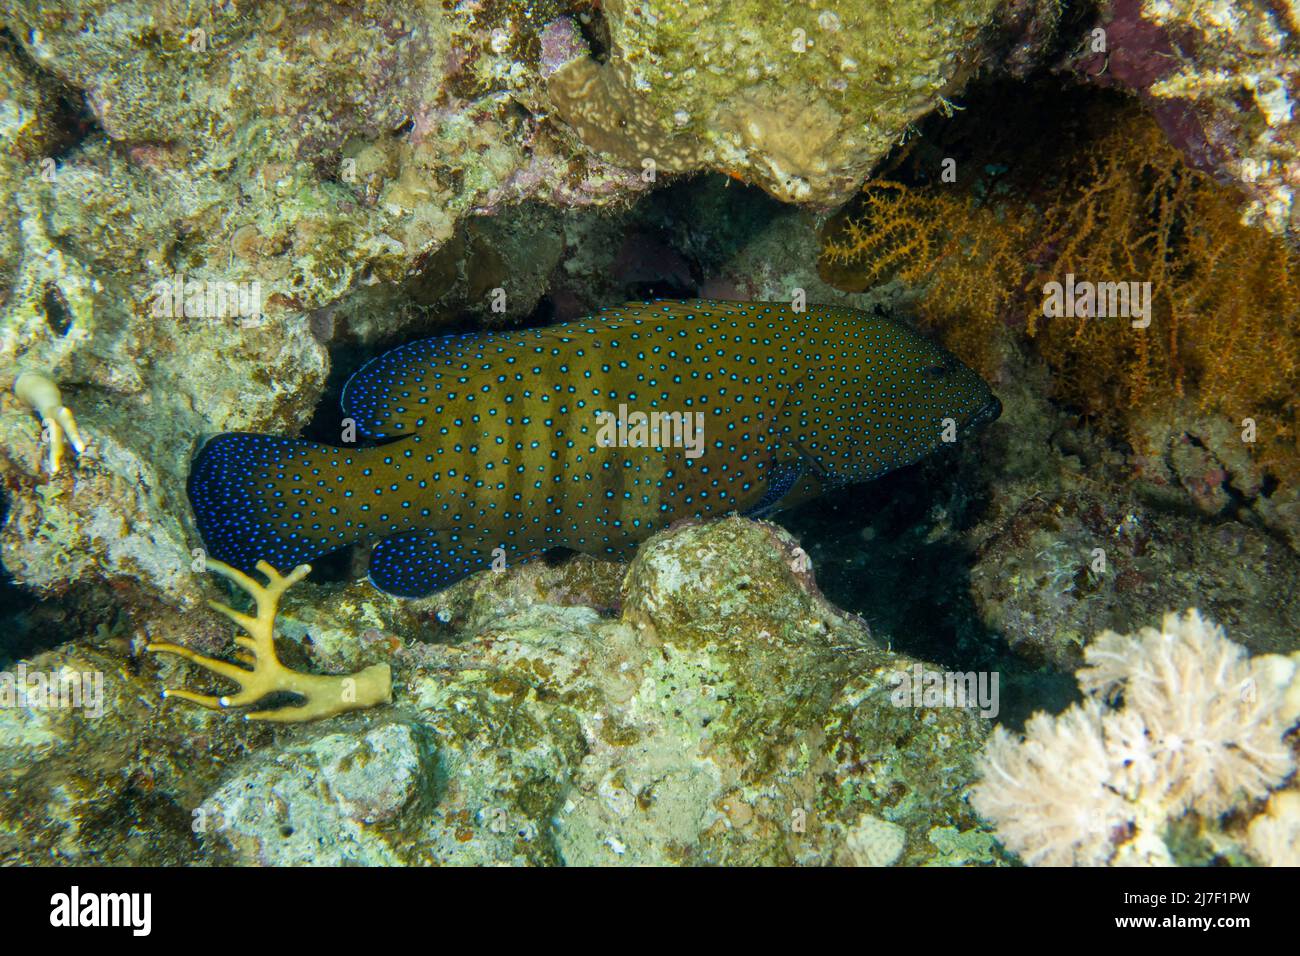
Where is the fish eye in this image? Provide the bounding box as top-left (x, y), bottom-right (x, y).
top-left (925, 364), bottom-right (948, 379)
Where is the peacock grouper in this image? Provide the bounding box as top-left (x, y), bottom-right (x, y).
top-left (188, 299), bottom-right (1001, 596)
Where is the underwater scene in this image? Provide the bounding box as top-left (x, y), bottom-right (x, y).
top-left (1, 0), bottom-right (1299, 879)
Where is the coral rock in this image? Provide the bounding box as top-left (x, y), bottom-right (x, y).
top-left (548, 0), bottom-right (1014, 204)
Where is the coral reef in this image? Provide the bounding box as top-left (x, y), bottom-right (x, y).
top-left (0, 518), bottom-right (1005, 866)
top-left (944, 342), bottom-right (1300, 672)
top-left (0, 0), bottom-right (640, 615)
top-left (972, 610), bottom-right (1299, 866)
top-left (966, 420), bottom-right (1300, 670)
top-left (769, 325), bottom-right (1300, 688)
top-left (0, 0), bottom-right (1049, 617)
top-left (547, 0), bottom-right (1049, 204)
top-left (194, 721), bottom-right (433, 864)
top-left (821, 98), bottom-right (1300, 550)
top-left (0, 0), bottom-right (1296, 872)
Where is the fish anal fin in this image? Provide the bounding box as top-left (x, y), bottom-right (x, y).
top-left (368, 529), bottom-right (498, 597)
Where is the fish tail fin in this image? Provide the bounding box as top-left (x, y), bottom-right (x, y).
top-left (188, 432), bottom-right (355, 574)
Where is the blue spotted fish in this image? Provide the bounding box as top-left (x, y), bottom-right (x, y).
top-left (189, 299), bottom-right (1000, 596)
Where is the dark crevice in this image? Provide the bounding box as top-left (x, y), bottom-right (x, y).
top-left (0, 27), bottom-right (103, 161)
top-left (571, 5), bottom-right (611, 64)
top-left (41, 282), bottom-right (73, 336)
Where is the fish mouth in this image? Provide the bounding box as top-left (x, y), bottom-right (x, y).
top-left (965, 395), bottom-right (1003, 432)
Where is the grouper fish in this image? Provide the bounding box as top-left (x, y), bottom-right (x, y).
top-left (189, 299), bottom-right (1001, 597)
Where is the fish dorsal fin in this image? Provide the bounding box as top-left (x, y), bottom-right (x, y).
top-left (340, 319), bottom-right (639, 439)
top-left (341, 301), bottom-right (774, 439)
top-left (604, 299), bottom-right (777, 324)
top-left (341, 330), bottom-right (529, 439)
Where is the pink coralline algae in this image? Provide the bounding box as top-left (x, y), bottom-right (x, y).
top-left (1062, 0), bottom-right (1300, 240)
top-left (539, 16), bottom-right (589, 79)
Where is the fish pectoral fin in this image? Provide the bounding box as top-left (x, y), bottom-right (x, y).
top-left (368, 529), bottom-right (500, 597)
top-left (771, 471), bottom-right (826, 513)
top-left (744, 458), bottom-right (805, 518)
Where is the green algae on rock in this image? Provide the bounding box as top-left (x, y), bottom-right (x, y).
top-left (547, 0), bottom-right (1019, 204)
top-left (0, 518), bottom-right (1002, 866)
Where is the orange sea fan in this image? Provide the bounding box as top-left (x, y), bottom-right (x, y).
top-left (820, 106), bottom-right (1300, 477)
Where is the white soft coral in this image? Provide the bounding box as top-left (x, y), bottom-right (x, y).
top-left (972, 610), bottom-right (1298, 866)
top-left (1081, 611), bottom-right (1294, 815)
top-left (977, 699), bottom-right (1131, 866)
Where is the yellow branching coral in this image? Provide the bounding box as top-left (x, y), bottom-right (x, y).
top-left (1024, 115), bottom-right (1300, 447)
top-left (147, 559), bottom-right (392, 722)
top-left (820, 180), bottom-right (1029, 375)
top-left (12, 371), bottom-right (87, 474)
top-left (820, 181), bottom-right (942, 290)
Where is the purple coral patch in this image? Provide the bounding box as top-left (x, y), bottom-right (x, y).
top-left (540, 17), bottom-right (589, 80)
